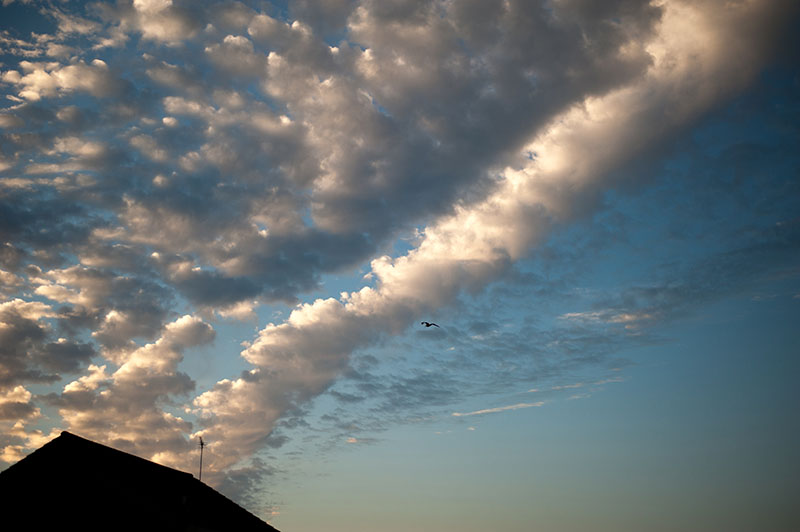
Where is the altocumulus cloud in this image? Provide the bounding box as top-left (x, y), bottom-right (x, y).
top-left (0, 0), bottom-right (797, 504)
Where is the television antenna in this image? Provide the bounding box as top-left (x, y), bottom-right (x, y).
top-left (198, 436), bottom-right (206, 482)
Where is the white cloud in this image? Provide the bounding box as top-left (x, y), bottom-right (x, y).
top-left (129, 134), bottom-right (169, 162)
top-left (0, 421), bottom-right (59, 464)
top-left (205, 34), bottom-right (265, 76)
top-left (0, 385), bottom-right (39, 419)
top-left (0, 270), bottom-right (23, 292)
top-left (6, 59), bottom-right (124, 101)
top-left (52, 136), bottom-right (107, 160)
top-left (62, 364), bottom-right (109, 393)
top-left (133, 0), bottom-right (172, 15)
top-left (0, 298), bottom-right (56, 321)
top-left (215, 300), bottom-right (258, 321)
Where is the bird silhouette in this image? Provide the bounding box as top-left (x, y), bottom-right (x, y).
top-left (421, 321), bottom-right (440, 328)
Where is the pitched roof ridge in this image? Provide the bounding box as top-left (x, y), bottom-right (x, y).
top-left (52, 430), bottom-right (196, 479)
top-left (0, 431), bottom-right (281, 531)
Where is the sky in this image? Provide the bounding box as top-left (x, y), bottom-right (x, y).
top-left (0, 0), bottom-right (798, 530)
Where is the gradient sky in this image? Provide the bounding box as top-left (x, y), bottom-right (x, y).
top-left (1, 1), bottom-right (799, 531)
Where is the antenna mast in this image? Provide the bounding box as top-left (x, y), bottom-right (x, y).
top-left (198, 436), bottom-right (205, 482)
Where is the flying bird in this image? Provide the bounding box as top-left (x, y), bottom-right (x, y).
top-left (421, 321), bottom-right (440, 328)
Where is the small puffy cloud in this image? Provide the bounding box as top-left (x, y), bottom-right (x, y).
top-left (0, 269), bottom-right (24, 294)
top-left (126, 0), bottom-right (202, 43)
top-left (205, 35), bottom-right (265, 77)
top-left (162, 314), bottom-right (215, 349)
top-left (1, 70), bottom-right (23, 84)
top-left (133, 0), bottom-right (172, 15)
top-left (0, 113), bottom-right (24, 128)
top-left (33, 266), bottom-right (114, 308)
top-left (0, 385), bottom-right (39, 421)
top-left (129, 134), bottom-right (169, 162)
top-left (7, 59), bottom-right (126, 101)
top-left (0, 297), bottom-right (94, 392)
top-left (45, 43), bottom-right (74, 58)
top-left (35, 338), bottom-right (96, 374)
top-left (0, 422), bottom-right (60, 465)
top-left (52, 136), bottom-right (107, 159)
top-left (92, 309), bottom-right (157, 353)
top-left (0, 299), bottom-right (57, 385)
top-left (28, 265), bottom-right (171, 353)
top-left (247, 13), bottom-right (292, 44)
top-left (62, 364), bottom-right (110, 393)
top-left (215, 300), bottom-right (258, 321)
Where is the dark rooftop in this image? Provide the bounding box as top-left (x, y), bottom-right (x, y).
top-left (0, 431), bottom-right (280, 532)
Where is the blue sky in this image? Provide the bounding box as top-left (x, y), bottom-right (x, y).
top-left (1, 1), bottom-right (798, 530)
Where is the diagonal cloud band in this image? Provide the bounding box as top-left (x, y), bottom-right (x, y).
top-left (189, 0), bottom-right (795, 477)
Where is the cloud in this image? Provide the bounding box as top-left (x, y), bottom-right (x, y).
top-left (561, 220), bottom-right (800, 336)
top-left (108, 0), bottom-right (203, 44)
top-left (205, 35), bottom-right (266, 77)
top-left (28, 264), bottom-right (172, 352)
top-left (184, 0), bottom-right (799, 479)
top-left (559, 309), bottom-right (655, 330)
top-left (452, 402), bottom-right (545, 417)
top-left (0, 298), bottom-right (71, 386)
top-left (4, 59), bottom-right (128, 101)
top-left (47, 315), bottom-right (215, 469)
top-left (0, 385), bottom-right (39, 421)
top-left (0, 0), bottom-right (797, 507)
top-left (214, 456), bottom-right (280, 516)
top-left (0, 421), bottom-right (59, 465)
top-left (0, 0), bottom-right (719, 321)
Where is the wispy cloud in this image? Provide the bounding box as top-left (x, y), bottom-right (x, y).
top-left (529, 376), bottom-right (625, 394)
top-left (452, 402), bottom-right (546, 417)
top-left (559, 310), bottom-right (655, 329)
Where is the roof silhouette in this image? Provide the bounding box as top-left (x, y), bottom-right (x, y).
top-left (0, 431), bottom-right (279, 532)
